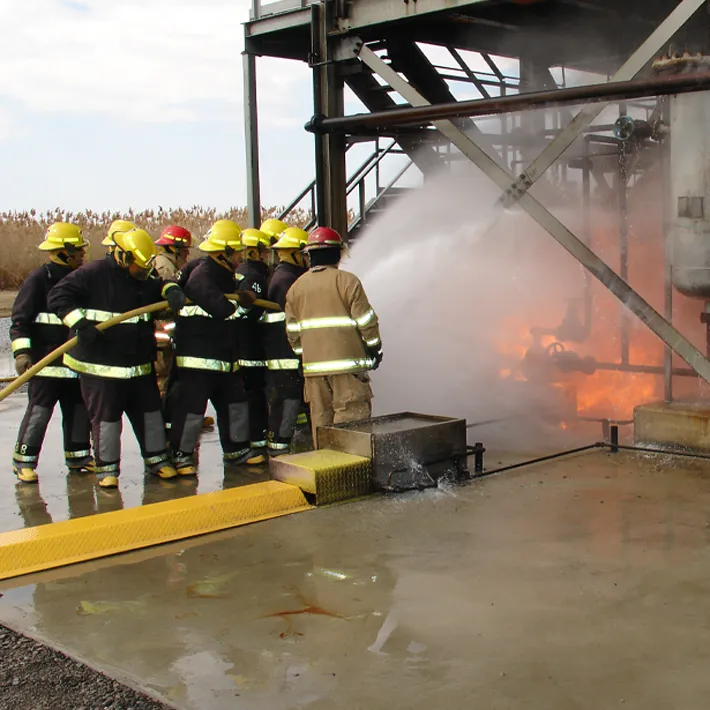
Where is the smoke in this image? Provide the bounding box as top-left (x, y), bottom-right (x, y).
top-left (346, 162), bottom-right (587, 451)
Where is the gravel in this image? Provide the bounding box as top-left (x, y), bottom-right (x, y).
top-left (0, 624), bottom-right (174, 710)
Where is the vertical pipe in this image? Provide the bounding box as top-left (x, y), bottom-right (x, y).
top-left (311, 3), bottom-right (326, 226)
top-left (618, 117), bottom-right (630, 365)
top-left (610, 424), bottom-right (619, 453)
top-left (581, 137), bottom-right (593, 337)
top-left (660, 102), bottom-right (674, 401)
top-left (359, 179), bottom-right (367, 226)
top-left (243, 51), bottom-right (261, 229)
top-left (375, 136), bottom-right (381, 194)
top-left (474, 442), bottom-right (485, 473)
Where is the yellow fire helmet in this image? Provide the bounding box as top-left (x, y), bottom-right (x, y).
top-left (38, 222), bottom-right (89, 252)
top-left (260, 218), bottom-right (288, 242)
top-left (240, 228), bottom-right (271, 249)
top-left (113, 228), bottom-right (157, 270)
top-left (272, 227), bottom-right (308, 250)
top-left (102, 219), bottom-right (136, 247)
top-left (199, 219), bottom-right (244, 252)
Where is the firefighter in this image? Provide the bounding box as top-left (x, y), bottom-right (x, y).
top-left (260, 218), bottom-right (288, 246)
top-left (285, 227), bottom-right (383, 446)
top-left (47, 228), bottom-right (187, 488)
top-left (235, 228), bottom-right (271, 463)
top-left (101, 220), bottom-right (136, 256)
top-left (169, 220), bottom-right (257, 475)
top-left (263, 227), bottom-right (308, 457)
top-left (10, 223), bottom-right (94, 483)
top-left (153, 225), bottom-right (192, 398)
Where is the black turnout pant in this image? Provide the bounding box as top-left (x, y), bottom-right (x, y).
top-left (242, 366), bottom-right (268, 450)
top-left (80, 374), bottom-right (168, 477)
top-left (168, 369), bottom-right (250, 463)
top-left (266, 370), bottom-right (304, 455)
top-left (14, 376), bottom-right (91, 469)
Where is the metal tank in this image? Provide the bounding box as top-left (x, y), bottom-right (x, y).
top-left (657, 54), bottom-right (710, 298)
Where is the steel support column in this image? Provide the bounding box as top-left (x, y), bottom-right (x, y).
top-left (311, 2), bottom-right (347, 237)
top-left (243, 51), bottom-right (261, 229)
top-left (358, 44), bottom-right (710, 383)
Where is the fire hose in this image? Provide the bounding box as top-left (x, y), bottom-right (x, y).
top-left (0, 294), bottom-right (280, 403)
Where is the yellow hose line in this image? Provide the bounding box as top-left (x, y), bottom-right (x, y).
top-left (0, 294), bottom-right (280, 403)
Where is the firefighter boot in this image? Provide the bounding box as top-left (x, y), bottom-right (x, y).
top-left (223, 448), bottom-right (260, 466)
top-left (246, 449), bottom-right (267, 465)
top-left (66, 456), bottom-right (96, 474)
top-left (13, 466), bottom-right (39, 484)
top-left (151, 464), bottom-right (179, 480)
top-left (97, 475), bottom-right (119, 489)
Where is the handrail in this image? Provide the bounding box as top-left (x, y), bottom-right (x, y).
top-left (348, 158), bottom-right (414, 232)
top-left (279, 140), bottom-right (395, 222)
top-left (278, 139), bottom-right (411, 234)
top-left (345, 141), bottom-right (399, 197)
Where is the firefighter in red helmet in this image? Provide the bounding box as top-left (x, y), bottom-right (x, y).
top-left (285, 227), bottom-right (383, 447)
top-left (153, 225), bottom-right (192, 398)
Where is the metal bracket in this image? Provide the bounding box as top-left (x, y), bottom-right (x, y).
top-left (333, 36), bottom-right (364, 63)
top-left (502, 0), bottom-right (706, 209)
top-left (358, 44), bottom-right (710, 383)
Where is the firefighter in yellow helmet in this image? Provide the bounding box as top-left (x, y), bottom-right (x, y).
top-left (263, 227), bottom-right (308, 456)
top-left (234, 228), bottom-right (271, 463)
top-left (260, 219), bottom-right (288, 244)
top-left (48, 228), bottom-right (187, 489)
top-left (10, 223), bottom-right (94, 483)
top-left (168, 220), bottom-right (258, 475)
top-left (101, 220), bottom-right (136, 255)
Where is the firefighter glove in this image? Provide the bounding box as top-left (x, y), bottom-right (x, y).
top-left (14, 354), bottom-right (33, 376)
top-left (75, 319), bottom-right (101, 347)
top-left (234, 290), bottom-right (257, 309)
top-left (368, 346), bottom-right (383, 370)
top-left (164, 284), bottom-right (187, 314)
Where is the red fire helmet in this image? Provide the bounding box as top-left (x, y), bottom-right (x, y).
top-left (303, 226), bottom-right (343, 252)
top-left (156, 225), bottom-right (192, 247)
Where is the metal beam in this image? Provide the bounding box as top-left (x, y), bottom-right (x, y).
top-left (334, 0), bottom-right (490, 32)
top-left (243, 52), bottom-right (262, 229)
top-left (357, 44), bottom-right (710, 383)
top-left (313, 70), bottom-right (710, 132)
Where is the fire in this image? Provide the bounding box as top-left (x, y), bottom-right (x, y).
top-left (494, 317), bottom-right (662, 421)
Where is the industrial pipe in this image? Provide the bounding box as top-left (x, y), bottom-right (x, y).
top-left (310, 71), bottom-right (710, 133)
top-left (0, 295), bottom-right (280, 403)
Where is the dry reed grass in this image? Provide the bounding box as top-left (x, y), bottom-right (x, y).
top-left (0, 206), bottom-right (312, 289)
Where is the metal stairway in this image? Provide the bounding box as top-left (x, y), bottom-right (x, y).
top-left (278, 36), bottom-right (524, 239)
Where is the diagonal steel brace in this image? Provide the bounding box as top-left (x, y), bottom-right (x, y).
top-left (502, 0), bottom-right (706, 206)
top-left (358, 44), bottom-right (710, 383)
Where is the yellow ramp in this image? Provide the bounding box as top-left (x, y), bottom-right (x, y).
top-left (0, 481), bottom-right (312, 581)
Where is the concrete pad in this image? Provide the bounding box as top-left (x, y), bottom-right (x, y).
top-left (2, 450), bottom-right (710, 709)
top-left (635, 400), bottom-right (710, 451)
top-left (0, 392), bottom-right (270, 533)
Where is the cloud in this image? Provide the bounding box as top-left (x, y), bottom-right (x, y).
top-left (0, 0), bottom-right (311, 127)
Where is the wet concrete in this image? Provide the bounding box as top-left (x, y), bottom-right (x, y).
top-left (0, 392), bottom-right (270, 533)
top-left (1, 449), bottom-right (710, 709)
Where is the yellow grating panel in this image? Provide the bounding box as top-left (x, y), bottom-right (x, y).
top-left (270, 449), bottom-right (372, 505)
top-left (0, 481), bottom-right (312, 581)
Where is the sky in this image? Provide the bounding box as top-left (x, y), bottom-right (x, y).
top-left (0, 0), bottom-right (322, 213)
top-left (0, 0), bottom-right (603, 215)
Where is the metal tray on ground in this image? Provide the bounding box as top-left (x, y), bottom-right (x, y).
top-left (317, 412), bottom-right (468, 491)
